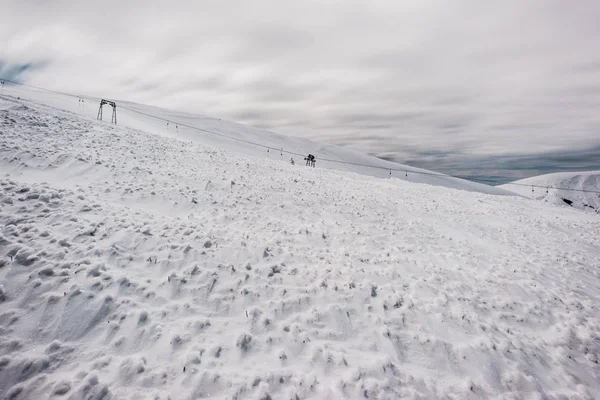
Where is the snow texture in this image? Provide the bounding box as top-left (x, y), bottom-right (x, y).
top-left (0, 91), bottom-right (599, 399)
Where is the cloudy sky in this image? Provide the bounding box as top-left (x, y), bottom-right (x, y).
top-left (2, 0), bottom-right (600, 182)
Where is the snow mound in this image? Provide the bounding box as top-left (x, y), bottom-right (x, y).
top-left (1, 92), bottom-right (600, 399)
top-left (500, 171), bottom-right (600, 213)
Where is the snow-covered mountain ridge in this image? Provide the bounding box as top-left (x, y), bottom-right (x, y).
top-left (0, 83), bottom-right (512, 196)
top-left (0, 92), bottom-right (599, 399)
top-left (501, 171), bottom-right (600, 213)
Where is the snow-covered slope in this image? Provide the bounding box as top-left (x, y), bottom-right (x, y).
top-left (1, 93), bottom-right (600, 399)
top-left (500, 171), bottom-right (600, 213)
top-left (0, 83), bottom-right (512, 196)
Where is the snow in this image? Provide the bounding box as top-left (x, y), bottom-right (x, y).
top-left (0, 92), bottom-right (600, 399)
top-left (500, 171), bottom-right (600, 214)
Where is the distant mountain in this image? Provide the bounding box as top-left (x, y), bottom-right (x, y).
top-left (500, 171), bottom-right (600, 213)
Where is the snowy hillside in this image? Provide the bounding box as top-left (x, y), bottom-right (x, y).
top-left (1, 92), bottom-right (600, 399)
top-left (500, 171), bottom-right (600, 213)
top-left (0, 83), bottom-right (512, 196)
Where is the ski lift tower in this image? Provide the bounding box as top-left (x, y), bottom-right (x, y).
top-left (97, 99), bottom-right (117, 124)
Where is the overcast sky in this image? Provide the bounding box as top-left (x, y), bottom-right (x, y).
top-left (2, 0), bottom-right (600, 182)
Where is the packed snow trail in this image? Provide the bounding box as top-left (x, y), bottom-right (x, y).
top-left (0, 97), bottom-right (600, 399)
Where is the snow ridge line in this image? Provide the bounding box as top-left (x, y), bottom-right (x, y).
top-left (2, 77), bottom-right (600, 195)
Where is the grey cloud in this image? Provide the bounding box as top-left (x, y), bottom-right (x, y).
top-left (0, 61), bottom-right (48, 81)
top-left (389, 146), bottom-right (600, 184)
top-left (569, 61), bottom-right (600, 74)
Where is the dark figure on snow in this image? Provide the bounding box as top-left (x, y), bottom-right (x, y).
top-left (304, 154), bottom-right (316, 167)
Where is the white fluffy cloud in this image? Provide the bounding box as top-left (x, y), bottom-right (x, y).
top-left (2, 0), bottom-right (600, 179)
